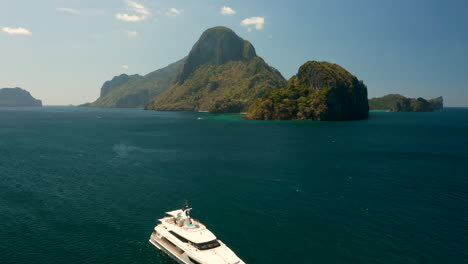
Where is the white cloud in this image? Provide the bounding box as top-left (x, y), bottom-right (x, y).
top-left (221, 6), bottom-right (236, 15)
top-left (2, 27), bottom-right (31, 35)
top-left (56, 8), bottom-right (80, 14)
top-left (127, 1), bottom-right (150, 16)
top-left (122, 65), bottom-right (129, 70)
top-left (123, 30), bottom-right (138, 37)
top-left (165, 8), bottom-right (184, 16)
top-left (116, 13), bottom-right (145, 22)
top-left (241, 16), bottom-right (265, 30)
top-left (116, 1), bottom-right (150, 22)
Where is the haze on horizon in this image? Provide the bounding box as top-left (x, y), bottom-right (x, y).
top-left (1, 0), bottom-right (467, 106)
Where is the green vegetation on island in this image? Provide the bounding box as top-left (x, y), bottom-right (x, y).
top-left (145, 26), bottom-right (286, 112)
top-left (89, 58), bottom-right (185, 108)
top-left (247, 61), bottom-right (369, 121)
top-left (82, 26), bottom-right (445, 121)
top-left (0, 87), bottom-right (42, 107)
top-left (369, 94), bottom-right (443, 112)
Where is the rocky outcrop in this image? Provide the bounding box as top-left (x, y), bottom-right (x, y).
top-left (247, 61), bottom-right (369, 120)
top-left (429, 96), bottom-right (444, 110)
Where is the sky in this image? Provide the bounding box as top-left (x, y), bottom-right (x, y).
top-left (1, 0), bottom-right (467, 106)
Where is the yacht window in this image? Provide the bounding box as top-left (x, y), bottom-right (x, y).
top-left (191, 240), bottom-right (221, 250)
top-left (161, 237), bottom-right (184, 254)
top-left (169, 231), bottom-right (189, 243)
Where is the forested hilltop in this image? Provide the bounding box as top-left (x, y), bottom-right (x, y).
top-left (247, 61), bottom-right (369, 121)
top-left (369, 94), bottom-right (443, 112)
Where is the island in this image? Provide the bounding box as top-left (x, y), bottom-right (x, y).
top-left (0, 87), bottom-right (42, 107)
top-left (369, 94), bottom-right (443, 112)
top-left (144, 26), bottom-right (286, 112)
top-left (247, 61), bottom-right (369, 121)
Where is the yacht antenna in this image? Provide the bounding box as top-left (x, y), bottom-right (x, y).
top-left (183, 200), bottom-right (189, 210)
top-left (182, 200), bottom-right (191, 217)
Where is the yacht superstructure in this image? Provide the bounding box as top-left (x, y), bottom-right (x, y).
top-left (149, 204), bottom-right (245, 264)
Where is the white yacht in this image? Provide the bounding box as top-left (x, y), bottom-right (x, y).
top-left (149, 204), bottom-right (245, 264)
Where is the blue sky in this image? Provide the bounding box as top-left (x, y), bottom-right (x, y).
top-left (1, 0), bottom-right (467, 106)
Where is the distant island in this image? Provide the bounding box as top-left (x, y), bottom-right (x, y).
top-left (369, 94), bottom-right (443, 112)
top-left (0, 87), bottom-right (42, 107)
top-left (247, 61), bottom-right (369, 121)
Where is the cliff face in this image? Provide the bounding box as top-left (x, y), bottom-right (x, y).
top-left (369, 94), bottom-right (443, 112)
top-left (0, 88), bottom-right (42, 107)
top-left (247, 61), bottom-right (369, 121)
top-left (429, 96), bottom-right (444, 110)
top-left (90, 58), bottom-right (185, 108)
top-left (145, 26), bottom-right (286, 112)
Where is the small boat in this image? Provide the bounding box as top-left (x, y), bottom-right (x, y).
top-left (197, 117), bottom-right (203, 120)
top-left (149, 203), bottom-right (245, 264)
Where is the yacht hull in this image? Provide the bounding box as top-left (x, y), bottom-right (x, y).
top-left (149, 232), bottom-right (190, 264)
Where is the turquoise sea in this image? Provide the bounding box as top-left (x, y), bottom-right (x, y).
top-left (0, 107), bottom-right (467, 264)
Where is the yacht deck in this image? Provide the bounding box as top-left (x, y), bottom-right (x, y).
top-left (161, 217), bottom-right (207, 232)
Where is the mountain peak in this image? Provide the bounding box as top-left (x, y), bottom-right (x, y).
top-left (176, 26), bottom-right (257, 84)
top-left (145, 27), bottom-right (286, 112)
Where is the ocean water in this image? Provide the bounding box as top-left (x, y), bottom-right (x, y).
top-left (0, 107), bottom-right (467, 264)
